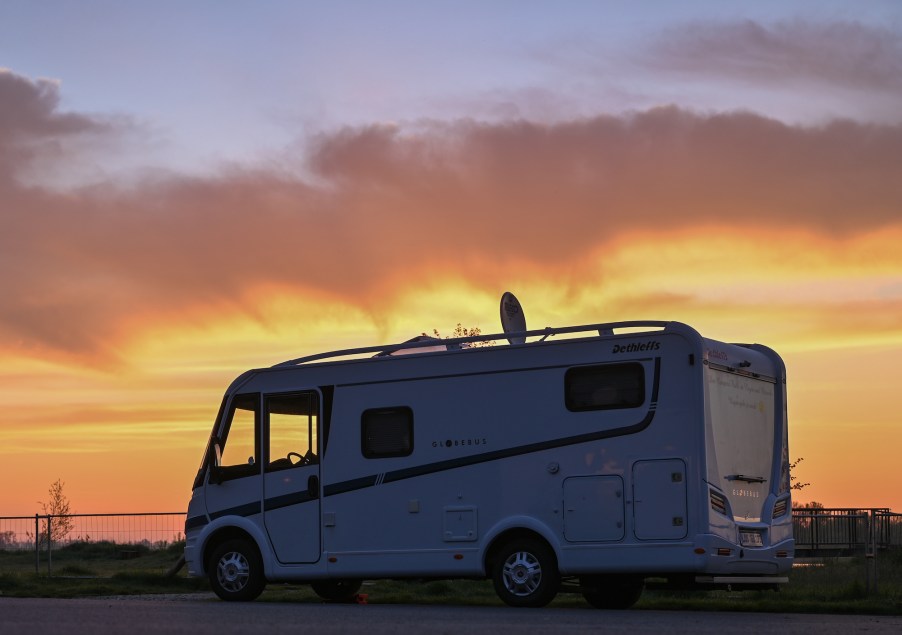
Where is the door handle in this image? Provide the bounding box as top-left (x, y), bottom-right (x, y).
top-left (307, 474), bottom-right (320, 499)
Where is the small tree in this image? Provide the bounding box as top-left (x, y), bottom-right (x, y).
top-left (38, 479), bottom-right (75, 545)
top-left (788, 457), bottom-right (823, 509)
top-left (426, 323), bottom-right (494, 347)
top-left (789, 457), bottom-right (810, 491)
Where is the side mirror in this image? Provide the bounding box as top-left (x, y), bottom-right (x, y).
top-left (209, 439), bottom-right (224, 485)
top-left (213, 438), bottom-right (223, 467)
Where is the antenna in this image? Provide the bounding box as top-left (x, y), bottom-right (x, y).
top-left (500, 291), bottom-right (527, 345)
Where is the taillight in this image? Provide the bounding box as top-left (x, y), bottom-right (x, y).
top-left (710, 489), bottom-right (728, 515)
top-left (773, 498), bottom-right (788, 518)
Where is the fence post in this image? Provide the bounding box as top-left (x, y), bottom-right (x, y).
top-left (848, 511), bottom-right (854, 551)
top-left (47, 514), bottom-right (52, 577)
top-left (813, 510), bottom-right (819, 551)
top-left (34, 514), bottom-right (39, 575)
top-left (869, 510), bottom-right (879, 595)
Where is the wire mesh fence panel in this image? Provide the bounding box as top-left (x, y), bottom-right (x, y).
top-left (0, 516), bottom-right (38, 551)
top-left (0, 513), bottom-right (185, 551)
top-left (64, 513), bottom-right (185, 548)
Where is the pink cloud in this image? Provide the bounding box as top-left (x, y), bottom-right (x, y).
top-left (2, 68), bottom-right (901, 363)
top-left (648, 20), bottom-right (902, 94)
top-left (0, 70), bottom-right (112, 180)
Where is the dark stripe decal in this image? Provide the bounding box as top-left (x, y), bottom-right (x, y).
top-left (384, 409), bottom-right (655, 485)
top-left (650, 355), bottom-right (661, 403)
top-left (264, 490), bottom-right (317, 512)
top-left (327, 356), bottom-right (663, 497)
top-left (209, 501), bottom-right (261, 521)
top-left (323, 474), bottom-right (378, 497)
top-left (189, 495), bottom-right (304, 531)
top-left (189, 357), bottom-right (663, 526)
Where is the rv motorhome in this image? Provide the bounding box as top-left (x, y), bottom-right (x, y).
top-left (184, 297), bottom-right (792, 608)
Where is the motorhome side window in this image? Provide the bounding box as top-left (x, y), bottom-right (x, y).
top-left (266, 392), bottom-right (319, 471)
top-left (217, 393), bottom-right (260, 479)
top-left (565, 363), bottom-right (645, 411)
top-left (362, 407), bottom-right (413, 458)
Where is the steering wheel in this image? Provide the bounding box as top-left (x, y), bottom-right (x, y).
top-left (287, 451), bottom-right (306, 466)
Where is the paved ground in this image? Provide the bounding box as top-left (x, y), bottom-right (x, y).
top-left (1, 596), bottom-right (901, 635)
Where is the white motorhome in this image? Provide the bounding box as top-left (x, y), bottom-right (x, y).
top-left (184, 302), bottom-right (793, 608)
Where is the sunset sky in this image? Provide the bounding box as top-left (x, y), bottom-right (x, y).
top-left (2, 1), bottom-right (901, 516)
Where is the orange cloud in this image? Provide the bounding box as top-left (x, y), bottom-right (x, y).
top-left (4, 84), bottom-right (902, 367)
top-left (3, 64), bottom-right (902, 513)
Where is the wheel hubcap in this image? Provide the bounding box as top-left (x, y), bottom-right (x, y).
top-left (502, 550), bottom-right (542, 596)
top-left (217, 551), bottom-right (249, 592)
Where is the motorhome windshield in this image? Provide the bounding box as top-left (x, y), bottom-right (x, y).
top-left (706, 367), bottom-right (777, 522)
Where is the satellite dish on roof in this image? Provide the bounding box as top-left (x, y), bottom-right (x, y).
top-left (500, 291), bottom-right (527, 345)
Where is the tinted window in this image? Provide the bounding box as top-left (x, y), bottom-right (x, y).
top-left (362, 407), bottom-right (413, 458)
top-left (565, 363), bottom-right (645, 411)
top-left (266, 392), bottom-right (319, 472)
top-left (213, 393), bottom-right (261, 482)
top-left (220, 393), bottom-right (259, 468)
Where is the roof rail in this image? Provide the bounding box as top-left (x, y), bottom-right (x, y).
top-left (272, 320), bottom-right (670, 368)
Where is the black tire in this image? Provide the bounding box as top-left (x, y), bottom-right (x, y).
top-left (581, 576), bottom-right (643, 609)
top-left (208, 538), bottom-right (266, 601)
top-left (491, 538), bottom-right (560, 608)
top-left (311, 579), bottom-right (363, 601)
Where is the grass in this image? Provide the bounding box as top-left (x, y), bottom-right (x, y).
top-left (2, 542), bottom-right (901, 615)
top-left (0, 541), bottom-right (208, 598)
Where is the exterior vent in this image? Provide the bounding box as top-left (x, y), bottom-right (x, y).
top-left (772, 498), bottom-right (788, 519)
top-left (710, 489), bottom-right (728, 516)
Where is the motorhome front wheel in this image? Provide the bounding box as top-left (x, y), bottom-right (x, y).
top-left (208, 538), bottom-right (266, 601)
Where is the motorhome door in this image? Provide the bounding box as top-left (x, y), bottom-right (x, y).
top-left (262, 391), bottom-right (322, 563)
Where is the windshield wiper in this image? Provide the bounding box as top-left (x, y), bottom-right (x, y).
top-left (725, 474), bottom-right (767, 484)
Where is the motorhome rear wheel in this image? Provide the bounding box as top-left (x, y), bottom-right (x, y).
top-left (492, 538), bottom-right (560, 608)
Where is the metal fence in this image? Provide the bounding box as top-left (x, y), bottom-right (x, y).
top-left (0, 512), bottom-right (184, 551)
top-left (1, 512), bottom-right (185, 576)
top-left (4, 508), bottom-right (901, 561)
top-left (792, 508), bottom-right (902, 555)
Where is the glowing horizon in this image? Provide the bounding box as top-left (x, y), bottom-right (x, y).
top-left (2, 3), bottom-right (902, 515)
top-left (2, 231), bottom-right (900, 513)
